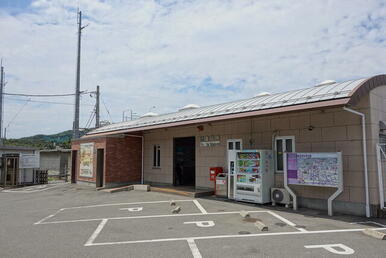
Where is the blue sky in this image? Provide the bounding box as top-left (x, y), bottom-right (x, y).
top-left (0, 0), bottom-right (386, 138)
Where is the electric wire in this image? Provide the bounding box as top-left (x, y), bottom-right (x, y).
top-left (5, 98), bottom-right (31, 130)
top-left (101, 97), bottom-right (113, 122)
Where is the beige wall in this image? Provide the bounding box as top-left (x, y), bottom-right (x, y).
top-left (143, 89), bottom-right (385, 207)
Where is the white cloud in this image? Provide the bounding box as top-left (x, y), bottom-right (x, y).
top-left (0, 0), bottom-right (386, 138)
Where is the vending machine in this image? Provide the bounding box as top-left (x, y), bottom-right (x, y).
top-left (234, 150), bottom-right (274, 204)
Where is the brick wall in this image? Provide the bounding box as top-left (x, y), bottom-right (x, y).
top-left (105, 136), bottom-right (142, 186)
top-left (71, 135), bottom-right (142, 187)
top-left (72, 137), bottom-right (107, 183)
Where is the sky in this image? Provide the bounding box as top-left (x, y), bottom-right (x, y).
top-left (0, 0), bottom-right (386, 138)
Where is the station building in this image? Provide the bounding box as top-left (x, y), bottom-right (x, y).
top-left (71, 74), bottom-right (386, 217)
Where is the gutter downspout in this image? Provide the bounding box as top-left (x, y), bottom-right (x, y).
top-left (125, 134), bottom-right (144, 185)
top-left (343, 107), bottom-right (370, 217)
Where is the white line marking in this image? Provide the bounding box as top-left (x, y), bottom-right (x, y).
top-left (187, 238), bottom-right (202, 258)
top-left (37, 210), bottom-right (267, 225)
top-left (86, 227), bottom-right (386, 246)
top-left (84, 219), bottom-right (108, 246)
top-left (267, 211), bottom-right (307, 232)
top-left (184, 221), bottom-right (215, 228)
top-left (193, 200), bottom-right (207, 214)
top-left (3, 184), bottom-right (64, 193)
top-left (305, 243), bottom-right (355, 255)
top-left (34, 208), bottom-right (65, 225)
top-left (62, 200), bottom-right (193, 210)
top-left (350, 221), bottom-right (386, 227)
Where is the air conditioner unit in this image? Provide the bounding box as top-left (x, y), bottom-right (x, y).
top-left (271, 188), bottom-right (291, 207)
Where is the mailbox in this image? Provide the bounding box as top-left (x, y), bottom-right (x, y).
top-left (209, 167), bottom-right (223, 181)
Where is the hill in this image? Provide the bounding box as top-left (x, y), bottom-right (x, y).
top-left (4, 130), bottom-right (89, 149)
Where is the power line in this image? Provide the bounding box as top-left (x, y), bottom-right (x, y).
top-left (3, 91), bottom-right (89, 97)
top-left (5, 98), bottom-right (31, 130)
top-left (4, 97), bottom-right (94, 107)
top-left (102, 97), bottom-right (113, 122)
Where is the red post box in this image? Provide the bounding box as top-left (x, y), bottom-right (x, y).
top-left (209, 167), bottom-right (223, 181)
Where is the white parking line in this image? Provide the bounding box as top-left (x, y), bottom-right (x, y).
top-left (267, 211), bottom-right (307, 232)
top-left (193, 200), bottom-right (208, 214)
top-left (37, 210), bottom-right (267, 225)
top-left (62, 200), bottom-right (194, 210)
top-left (84, 219), bottom-right (108, 246)
top-left (187, 238), bottom-right (202, 258)
top-left (85, 227), bottom-right (386, 247)
top-left (350, 221), bottom-right (386, 227)
top-left (2, 184), bottom-right (65, 193)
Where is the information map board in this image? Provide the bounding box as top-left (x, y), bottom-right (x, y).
top-left (284, 152), bottom-right (343, 216)
top-left (287, 152), bottom-right (342, 187)
top-left (80, 143), bottom-right (94, 178)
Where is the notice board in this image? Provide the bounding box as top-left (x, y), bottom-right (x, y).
top-left (20, 153), bottom-right (40, 169)
top-left (287, 152), bottom-right (341, 187)
top-left (80, 143), bottom-right (94, 178)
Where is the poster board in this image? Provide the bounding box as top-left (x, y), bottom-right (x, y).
top-left (20, 153), bottom-right (40, 168)
top-left (287, 152), bottom-right (341, 187)
top-left (80, 143), bottom-right (94, 178)
top-left (284, 152), bottom-right (343, 216)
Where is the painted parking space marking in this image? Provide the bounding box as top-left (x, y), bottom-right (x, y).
top-left (34, 198), bottom-right (386, 258)
top-left (305, 243), bottom-right (355, 255)
top-left (2, 183), bottom-right (65, 193)
top-left (119, 207), bottom-right (143, 212)
top-left (36, 199), bottom-right (203, 224)
top-left (350, 221), bottom-right (386, 227)
top-left (184, 221), bottom-right (215, 228)
top-left (193, 200), bottom-right (208, 214)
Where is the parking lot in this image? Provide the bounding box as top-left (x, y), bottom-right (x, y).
top-left (1, 183), bottom-right (386, 257)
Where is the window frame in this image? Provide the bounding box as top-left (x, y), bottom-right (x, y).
top-left (274, 136), bottom-right (295, 173)
top-left (152, 144), bottom-right (161, 168)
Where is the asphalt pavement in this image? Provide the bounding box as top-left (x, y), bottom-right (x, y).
top-left (1, 183), bottom-right (385, 258)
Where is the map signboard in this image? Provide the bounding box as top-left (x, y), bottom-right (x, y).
top-left (80, 143), bottom-right (94, 178)
top-left (287, 152), bottom-right (341, 187)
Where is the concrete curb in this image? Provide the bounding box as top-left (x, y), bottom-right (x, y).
top-left (172, 206), bottom-right (181, 214)
top-left (255, 221), bottom-right (268, 231)
top-left (101, 185), bottom-right (134, 193)
top-left (133, 185), bottom-right (150, 191)
top-left (362, 229), bottom-right (386, 240)
top-left (240, 210), bottom-right (250, 218)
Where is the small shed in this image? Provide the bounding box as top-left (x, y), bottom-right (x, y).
top-left (0, 145), bottom-right (40, 186)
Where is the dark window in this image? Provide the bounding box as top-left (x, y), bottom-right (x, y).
top-left (276, 139), bottom-right (283, 171)
top-left (228, 142), bottom-right (233, 150)
top-left (235, 141), bottom-right (241, 150)
top-left (153, 145), bottom-right (161, 167)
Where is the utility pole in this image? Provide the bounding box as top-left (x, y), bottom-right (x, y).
top-left (95, 85), bottom-right (100, 128)
top-left (73, 10), bottom-right (87, 139)
top-left (0, 61), bottom-right (4, 145)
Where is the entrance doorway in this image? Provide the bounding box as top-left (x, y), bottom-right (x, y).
top-left (96, 149), bottom-right (104, 188)
top-left (174, 137), bottom-right (195, 187)
top-left (2, 155), bottom-right (19, 186)
top-left (71, 150), bottom-right (77, 184)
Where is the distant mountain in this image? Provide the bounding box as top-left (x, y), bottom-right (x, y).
top-left (4, 129), bottom-right (90, 149)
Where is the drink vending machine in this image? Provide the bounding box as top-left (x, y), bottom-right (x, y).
top-left (234, 150), bottom-right (274, 204)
